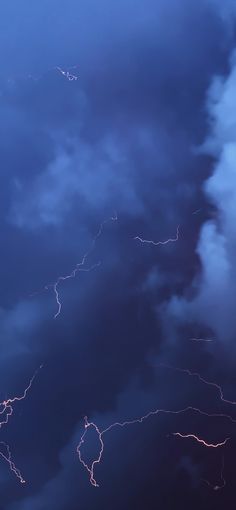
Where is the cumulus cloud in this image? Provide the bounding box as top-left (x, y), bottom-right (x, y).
top-left (8, 134), bottom-right (144, 229)
top-left (165, 52), bottom-right (236, 343)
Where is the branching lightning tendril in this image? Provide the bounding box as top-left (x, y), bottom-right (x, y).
top-left (33, 213), bottom-right (117, 318)
top-left (0, 365), bottom-right (42, 483)
top-left (134, 225), bottom-right (179, 246)
top-left (77, 401), bottom-right (232, 487)
top-left (0, 442), bottom-right (25, 484)
top-left (76, 226), bottom-right (235, 489)
top-left (158, 363), bottom-right (236, 406)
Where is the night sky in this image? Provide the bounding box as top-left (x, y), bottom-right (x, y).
top-left (1, 1), bottom-right (236, 509)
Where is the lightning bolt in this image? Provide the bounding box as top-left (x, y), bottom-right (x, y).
top-left (0, 365), bottom-right (43, 429)
top-left (158, 363), bottom-right (236, 406)
top-left (171, 432), bottom-right (229, 448)
top-left (32, 213), bottom-right (117, 318)
top-left (47, 261), bottom-right (101, 319)
top-left (77, 417), bottom-right (104, 487)
top-left (77, 403), bottom-right (233, 487)
top-left (0, 365), bottom-right (42, 483)
top-left (0, 442), bottom-right (25, 484)
top-left (134, 225), bottom-right (179, 246)
top-left (55, 66), bottom-right (79, 81)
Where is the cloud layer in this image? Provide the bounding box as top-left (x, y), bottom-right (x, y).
top-left (0, 1), bottom-right (236, 509)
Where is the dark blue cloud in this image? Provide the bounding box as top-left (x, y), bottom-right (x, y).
top-left (0, 1), bottom-right (235, 509)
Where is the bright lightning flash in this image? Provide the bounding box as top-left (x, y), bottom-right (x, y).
top-left (172, 432), bottom-right (229, 448)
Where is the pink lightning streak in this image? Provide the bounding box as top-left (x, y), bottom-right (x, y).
top-left (40, 213), bottom-right (117, 318)
top-left (0, 364), bottom-right (43, 429)
top-left (0, 442), bottom-right (25, 484)
top-left (77, 402), bottom-right (233, 487)
top-left (0, 365), bottom-right (42, 483)
top-left (157, 363), bottom-right (236, 406)
top-left (171, 432), bottom-right (229, 448)
top-left (134, 225), bottom-right (179, 246)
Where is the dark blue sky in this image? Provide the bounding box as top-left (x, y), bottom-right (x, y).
top-left (0, 1), bottom-right (236, 508)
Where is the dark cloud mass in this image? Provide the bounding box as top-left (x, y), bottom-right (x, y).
top-left (0, 0), bottom-right (236, 509)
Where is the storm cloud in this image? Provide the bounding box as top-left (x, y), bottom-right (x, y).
top-left (0, 1), bottom-right (236, 509)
